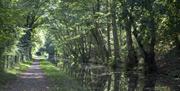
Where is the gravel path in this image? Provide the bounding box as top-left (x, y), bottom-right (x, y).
top-left (5, 60), bottom-right (50, 91)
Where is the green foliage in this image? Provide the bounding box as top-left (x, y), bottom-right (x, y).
top-left (0, 0), bottom-right (26, 56)
top-left (0, 0), bottom-right (179, 90)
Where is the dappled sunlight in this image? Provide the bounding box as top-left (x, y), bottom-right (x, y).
top-left (0, 0), bottom-right (179, 91)
top-left (19, 61), bottom-right (46, 79)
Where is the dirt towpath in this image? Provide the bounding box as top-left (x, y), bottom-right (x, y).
top-left (5, 59), bottom-right (49, 91)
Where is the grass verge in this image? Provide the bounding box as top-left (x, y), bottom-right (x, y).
top-left (40, 59), bottom-right (88, 91)
top-left (0, 61), bottom-right (32, 89)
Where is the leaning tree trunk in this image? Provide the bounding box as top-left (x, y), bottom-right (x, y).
top-left (124, 9), bottom-right (138, 91)
top-left (132, 18), bottom-right (157, 91)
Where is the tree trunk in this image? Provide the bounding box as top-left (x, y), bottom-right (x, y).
top-left (0, 55), bottom-right (5, 72)
top-left (143, 53), bottom-right (157, 91)
top-left (111, 0), bottom-right (121, 91)
top-left (143, 12), bottom-right (157, 91)
top-left (106, 0), bottom-right (112, 64)
top-left (91, 0), bottom-right (108, 63)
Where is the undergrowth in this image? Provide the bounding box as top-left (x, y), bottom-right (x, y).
top-left (40, 59), bottom-right (88, 91)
